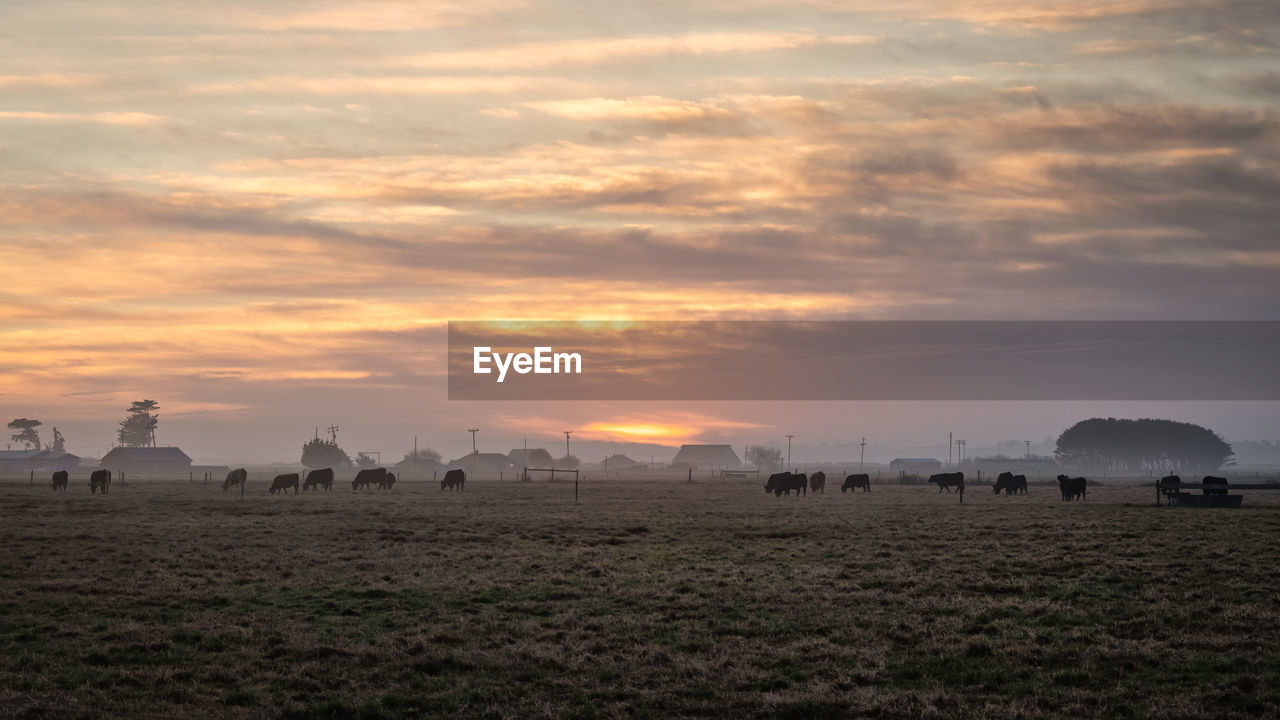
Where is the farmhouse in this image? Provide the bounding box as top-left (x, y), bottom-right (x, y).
top-left (507, 448), bottom-right (554, 467)
top-left (889, 457), bottom-right (942, 476)
top-left (603, 454), bottom-right (641, 472)
top-left (670, 444), bottom-right (741, 471)
top-left (0, 450), bottom-right (82, 474)
top-left (449, 451), bottom-right (516, 477)
top-left (100, 446), bottom-right (193, 477)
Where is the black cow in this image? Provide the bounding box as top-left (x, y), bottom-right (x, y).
top-left (993, 472), bottom-right (1028, 496)
top-left (89, 469), bottom-right (111, 494)
top-left (269, 473), bottom-right (299, 495)
top-left (764, 472), bottom-right (807, 497)
top-left (441, 468), bottom-right (465, 491)
top-left (809, 471), bottom-right (826, 494)
top-left (353, 467), bottom-right (387, 491)
top-left (223, 467), bottom-right (247, 492)
top-left (929, 472), bottom-right (965, 494)
top-left (1202, 476), bottom-right (1228, 496)
top-left (1056, 474), bottom-right (1087, 501)
top-left (841, 473), bottom-right (870, 493)
top-left (51, 470), bottom-right (69, 491)
top-left (303, 468), bottom-right (334, 491)
top-left (378, 472), bottom-right (396, 490)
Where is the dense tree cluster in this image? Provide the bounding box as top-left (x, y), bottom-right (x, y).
top-left (302, 437), bottom-right (351, 469)
top-left (1055, 418), bottom-right (1233, 474)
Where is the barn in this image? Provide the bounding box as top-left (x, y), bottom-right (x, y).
top-left (448, 451), bottom-right (516, 477)
top-left (670, 444), bottom-right (741, 471)
top-left (889, 458), bottom-right (943, 477)
top-left (507, 448), bottom-right (554, 467)
top-left (0, 450), bottom-right (82, 474)
top-left (100, 446), bottom-right (193, 477)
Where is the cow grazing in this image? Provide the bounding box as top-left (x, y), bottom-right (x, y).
top-left (51, 470), bottom-right (69, 491)
top-left (353, 467), bottom-right (387, 491)
top-left (929, 472), bottom-right (965, 495)
top-left (223, 468), bottom-right (247, 492)
top-left (441, 468), bottom-right (465, 491)
top-left (89, 469), bottom-right (111, 495)
top-left (269, 473), bottom-right (299, 495)
top-left (1056, 474), bottom-right (1087, 501)
top-left (809, 471), bottom-right (826, 494)
top-left (378, 472), bottom-right (396, 490)
top-left (763, 472), bottom-right (806, 497)
top-left (303, 468), bottom-right (334, 491)
top-left (841, 473), bottom-right (871, 493)
top-left (1202, 476), bottom-right (1228, 496)
top-left (993, 472), bottom-right (1028, 496)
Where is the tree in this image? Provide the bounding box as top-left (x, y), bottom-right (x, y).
top-left (555, 454), bottom-right (580, 470)
top-left (745, 444), bottom-right (782, 471)
top-left (402, 448), bottom-right (442, 464)
top-left (1055, 417), bottom-right (1233, 475)
top-left (302, 436), bottom-right (351, 469)
top-left (50, 427), bottom-right (65, 454)
top-left (119, 400), bottom-right (159, 447)
top-left (7, 418), bottom-right (42, 451)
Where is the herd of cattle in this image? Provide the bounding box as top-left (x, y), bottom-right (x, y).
top-left (763, 470), bottom-right (1090, 503)
top-left (42, 467), bottom-right (1234, 504)
top-left (42, 467), bottom-right (467, 495)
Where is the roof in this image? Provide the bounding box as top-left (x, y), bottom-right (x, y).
top-left (507, 448), bottom-right (552, 464)
top-left (101, 446), bottom-right (193, 464)
top-left (448, 452), bottom-right (516, 471)
top-left (890, 458), bottom-right (942, 464)
top-left (605, 454), bottom-right (639, 464)
top-left (0, 449), bottom-right (46, 460)
top-left (671, 444), bottom-right (741, 467)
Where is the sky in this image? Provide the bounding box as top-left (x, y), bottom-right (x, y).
top-left (1, 0), bottom-right (1278, 464)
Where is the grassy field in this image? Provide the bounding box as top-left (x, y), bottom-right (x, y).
top-left (1, 477), bottom-right (1278, 719)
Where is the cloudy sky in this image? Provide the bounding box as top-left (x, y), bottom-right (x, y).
top-left (2, 0), bottom-right (1277, 464)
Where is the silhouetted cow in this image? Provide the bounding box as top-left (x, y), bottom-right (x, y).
top-left (1202, 476), bottom-right (1228, 496)
top-left (929, 472), bottom-right (964, 494)
top-left (269, 473), bottom-right (299, 495)
top-left (378, 472), bottom-right (396, 490)
top-left (353, 467), bottom-right (387, 491)
top-left (51, 470), bottom-right (68, 491)
top-left (764, 472), bottom-right (806, 497)
top-left (303, 468), bottom-right (334, 491)
top-left (223, 468), bottom-right (247, 492)
top-left (1056, 474), bottom-right (1087, 501)
top-left (89, 469), bottom-right (111, 494)
top-left (842, 473), bottom-right (870, 492)
top-left (809, 471), bottom-right (826, 494)
top-left (441, 468), bottom-right (465, 491)
top-left (993, 472), bottom-right (1028, 496)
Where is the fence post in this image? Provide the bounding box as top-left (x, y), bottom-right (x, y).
top-left (30, 470), bottom-right (34, 485)
top-left (575, 475), bottom-right (579, 503)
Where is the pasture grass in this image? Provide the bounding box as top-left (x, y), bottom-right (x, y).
top-left (0, 479), bottom-right (1278, 718)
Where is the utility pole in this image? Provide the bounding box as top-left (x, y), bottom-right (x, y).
top-left (948, 431), bottom-right (953, 466)
top-left (1025, 440), bottom-right (1031, 459)
top-left (327, 425), bottom-right (339, 443)
top-left (468, 428), bottom-right (479, 455)
top-left (860, 437), bottom-right (866, 471)
top-left (786, 434), bottom-right (794, 472)
top-left (563, 430), bottom-right (573, 459)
